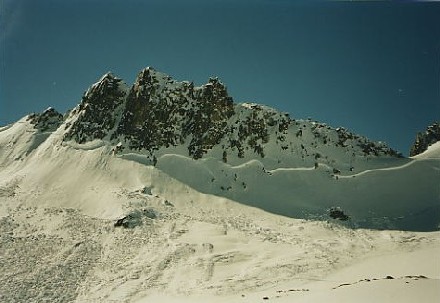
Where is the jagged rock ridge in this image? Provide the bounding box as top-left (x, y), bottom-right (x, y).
top-left (63, 73), bottom-right (129, 143)
top-left (30, 67), bottom-right (402, 164)
top-left (410, 122), bottom-right (440, 156)
top-left (116, 68), bottom-right (235, 159)
top-left (27, 107), bottom-right (64, 132)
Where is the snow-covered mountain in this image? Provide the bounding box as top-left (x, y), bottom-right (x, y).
top-left (1, 67), bottom-right (438, 230)
top-left (1, 67), bottom-right (439, 303)
top-left (63, 67), bottom-right (402, 163)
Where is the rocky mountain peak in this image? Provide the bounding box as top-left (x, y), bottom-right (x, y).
top-left (116, 69), bottom-right (235, 157)
top-left (63, 73), bottom-right (128, 143)
top-left (134, 68), bottom-right (154, 89)
top-left (410, 122), bottom-right (440, 156)
top-left (27, 107), bottom-right (64, 132)
top-left (198, 77), bottom-right (230, 100)
top-left (56, 67), bottom-right (402, 164)
top-left (84, 72), bottom-right (127, 102)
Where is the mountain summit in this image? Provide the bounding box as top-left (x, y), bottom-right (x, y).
top-left (60, 67), bottom-right (401, 168)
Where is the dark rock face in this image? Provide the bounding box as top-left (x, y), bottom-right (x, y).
top-left (117, 68), bottom-right (235, 158)
top-left (186, 77), bottom-right (235, 159)
top-left (329, 207), bottom-right (349, 221)
top-left (28, 108), bottom-right (64, 132)
top-left (113, 209), bottom-right (157, 228)
top-left (116, 68), bottom-right (180, 151)
top-left (64, 73), bottom-right (128, 143)
top-left (335, 127), bottom-right (402, 158)
top-left (410, 122), bottom-right (440, 156)
top-left (114, 211), bottom-right (143, 228)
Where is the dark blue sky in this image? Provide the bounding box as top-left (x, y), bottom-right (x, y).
top-left (1, 0), bottom-right (439, 155)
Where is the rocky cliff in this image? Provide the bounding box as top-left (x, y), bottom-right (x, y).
top-left (27, 67), bottom-right (402, 168)
top-left (410, 122), bottom-right (440, 156)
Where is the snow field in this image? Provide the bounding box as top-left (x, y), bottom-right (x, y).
top-left (0, 116), bottom-right (439, 302)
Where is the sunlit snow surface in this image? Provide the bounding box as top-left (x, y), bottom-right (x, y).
top-left (0, 117), bottom-right (439, 302)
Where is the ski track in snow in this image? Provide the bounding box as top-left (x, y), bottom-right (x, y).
top-left (338, 158), bottom-right (417, 179)
top-left (264, 157), bottom-right (423, 177)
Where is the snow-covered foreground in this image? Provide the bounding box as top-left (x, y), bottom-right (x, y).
top-left (0, 119), bottom-right (439, 302)
top-left (1, 189), bottom-right (439, 303)
top-left (1, 177), bottom-right (439, 303)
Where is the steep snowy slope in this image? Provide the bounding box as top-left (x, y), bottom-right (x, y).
top-left (155, 152), bottom-right (438, 231)
top-left (0, 136), bottom-right (438, 303)
top-left (0, 109), bottom-right (61, 163)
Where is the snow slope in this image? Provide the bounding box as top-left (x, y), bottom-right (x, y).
top-left (153, 152), bottom-right (439, 231)
top-left (2, 114), bottom-right (438, 231)
top-left (0, 118), bottom-right (439, 302)
top-left (412, 141), bottom-right (440, 159)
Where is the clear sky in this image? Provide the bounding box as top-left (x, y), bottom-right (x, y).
top-left (1, 0), bottom-right (439, 155)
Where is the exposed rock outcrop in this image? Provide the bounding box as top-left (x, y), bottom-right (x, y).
top-left (28, 107), bottom-right (64, 132)
top-left (116, 68), bottom-right (235, 158)
top-left (410, 122), bottom-right (440, 156)
top-left (56, 67), bottom-right (401, 163)
top-left (63, 73), bottom-right (129, 143)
